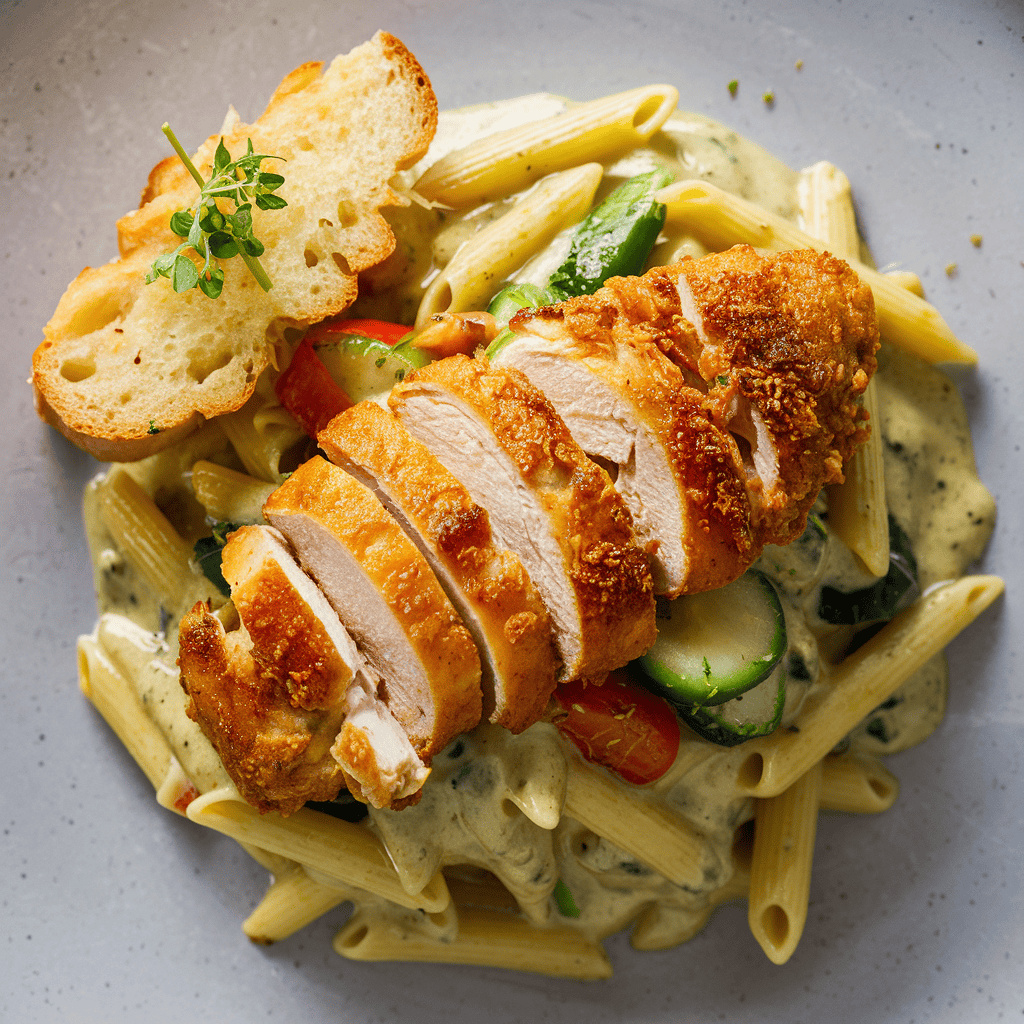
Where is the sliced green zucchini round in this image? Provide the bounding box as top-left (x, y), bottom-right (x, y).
top-left (313, 333), bottom-right (429, 404)
top-left (639, 570), bottom-right (787, 709)
top-left (680, 663), bottom-right (787, 747)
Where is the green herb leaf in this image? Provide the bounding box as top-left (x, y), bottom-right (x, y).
top-left (172, 253), bottom-right (199, 292)
top-left (193, 520), bottom-right (240, 596)
top-left (198, 266), bottom-right (225, 299)
top-left (169, 210), bottom-right (194, 237)
top-left (208, 232), bottom-right (239, 260)
top-left (146, 124), bottom-right (287, 298)
top-left (553, 880), bottom-right (581, 918)
top-left (255, 192), bottom-right (288, 211)
top-left (214, 138), bottom-right (232, 174)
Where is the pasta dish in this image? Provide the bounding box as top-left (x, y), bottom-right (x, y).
top-left (36, 33), bottom-right (1001, 979)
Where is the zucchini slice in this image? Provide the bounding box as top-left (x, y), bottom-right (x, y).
top-left (313, 333), bottom-right (429, 404)
top-left (639, 570), bottom-right (787, 709)
top-left (680, 663), bottom-right (787, 747)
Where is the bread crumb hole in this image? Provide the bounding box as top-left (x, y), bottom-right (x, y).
top-left (332, 252), bottom-right (352, 275)
top-left (337, 201), bottom-right (357, 228)
top-left (187, 347), bottom-right (232, 384)
top-left (60, 357), bottom-right (95, 383)
top-left (318, 218), bottom-right (334, 228)
top-left (118, 392), bottom-right (132, 406)
top-left (296, 135), bottom-right (313, 152)
top-left (304, 249), bottom-right (319, 268)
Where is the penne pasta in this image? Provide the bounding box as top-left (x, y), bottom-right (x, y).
top-left (818, 752), bottom-right (899, 814)
top-left (747, 761), bottom-right (823, 965)
top-left (243, 866), bottom-right (352, 944)
top-left (797, 161), bottom-right (890, 579)
top-left (415, 163), bottom-right (604, 326)
top-left (413, 85), bottom-right (678, 208)
top-left (186, 789), bottom-right (451, 914)
top-left (334, 904), bottom-right (613, 979)
top-left (77, 633), bottom-right (174, 790)
top-left (562, 755), bottom-right (718, 890)
top-left (659, 178), bottom-right (978, 364)
top-left (190, 460), bottom-right (277, 524)
top-left (218, 374), bottom-right (306, 483)
top-left (734, 575), bottom-right (1004, 798)
top-left (96, 469), bottom-right (196, 607)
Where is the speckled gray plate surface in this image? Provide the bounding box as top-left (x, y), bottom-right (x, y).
top-left (2, 1), bottom-right (1021, 1021)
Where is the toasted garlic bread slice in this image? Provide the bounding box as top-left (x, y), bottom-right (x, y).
top-left (390, 356), bottom-right (656, 682)
top-left (263, 457), bottom-right (483, 757)
top-left (319, 401), bottom-right (559, 732)
top-left (179, 525), bottom-right (427, 814)
top-left (34, 32), bottom-right (437, 462)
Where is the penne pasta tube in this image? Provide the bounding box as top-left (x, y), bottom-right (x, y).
top-left (415, 163), bottom-right (604, 327)
top-left (747, 760), bottom-right (823, 965)
top-left (659, 178), bottom-right (977, 364)
top-left (413, 85), bottom-right (678, 208)
top-left (735, 575), bottom-right (1004, 798)
top-left (191, 460), bottom-right (277, 524)
top-left (77, 634), bottom-right (174, 790)
top-left (96, 469), bottom-right (195, 606)
top-left (796, 160), bottom-right (859, 260)
top-left (885, 269), bottom-right (924, 296)
top-left (563, 755), bottom-right (718, 890)
top-left (243, 866), bottom-right (351, 944)
top-left (797, 161), bottom-right (890, 578)
top-left (185, 790), bottom-right (450, 914)
top-left (818, 752), bottom-right (899, 814)
top-left (334, 905), bottom-right (613, 980)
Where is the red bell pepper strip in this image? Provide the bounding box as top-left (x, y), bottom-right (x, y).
top-left (274, 336), bottom-right (353, 439)
top-left (306, 317), bottom-right (410, 347)
top-left (554, 669), bottom-right (680, 786)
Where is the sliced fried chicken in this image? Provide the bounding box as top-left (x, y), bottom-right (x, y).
top-left (494, 314), bottom-right (755, 596)
top-left (178, 525), bottom-right (428, 814)
top-left (318, 401), bottom-right (559, 732)
top-left (670, 245), bottom-right (879, 545)
top-left (389, 355), bottom-right (656, 682)
top-left (263, 456), bottom-right (483, 758)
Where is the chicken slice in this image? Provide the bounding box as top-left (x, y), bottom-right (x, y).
top-left (670, 245), bottom-right (879, 545)
top-left (178, 525), bottom-right (428, 813)
top-left (318, 401), bottom-right (559, 733)
top-left (389, 355), bottom-right (656, 682)
top-left (493, 320), bottom-right (756, 596)
top-left (263, 456), bottom-right (483, 758)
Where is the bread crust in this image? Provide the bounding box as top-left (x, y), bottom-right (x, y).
top-left (33, 32), bottom-right (437, 462)
top-left (263, 456), bottom-right (483, 757)
top-left (391, 356), bottom-right (656, 682)
top-left (319, 401), bottom-right (559, 732)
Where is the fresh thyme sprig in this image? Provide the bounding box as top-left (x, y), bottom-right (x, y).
top-left (146, 123), bottom-right (287, 298)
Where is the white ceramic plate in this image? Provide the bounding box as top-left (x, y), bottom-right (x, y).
top-left (3, 2), bottom-right (1020, 1021)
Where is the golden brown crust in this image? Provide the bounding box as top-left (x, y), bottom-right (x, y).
top-left (672, 245), bottom-right (879, 544)
top-left (319, 401), bottom-right (558, 732)
top-left (221, 526), bottom-right (355, 712)
top-left (510, 289), bottom-right (757, 595)
top-left (263, 456), bottom-right (482, 757)
top-left (178, 602), bottom-right (346, 816)
top-left (393, 356), bottom-right (656, 681)
top-left (32, 32), bottom-right (438, 462)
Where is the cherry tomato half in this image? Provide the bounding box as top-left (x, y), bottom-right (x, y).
top-left (554, 669), bottom-right (680, 785)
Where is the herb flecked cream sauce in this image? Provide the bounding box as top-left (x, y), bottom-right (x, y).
top-left (80, 95), bottom-right (996, 948)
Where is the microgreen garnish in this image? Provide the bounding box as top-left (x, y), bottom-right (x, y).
top-left (146, 123), bottom-right (287, 298)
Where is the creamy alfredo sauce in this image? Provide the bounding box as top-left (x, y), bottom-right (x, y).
top-left (80, 96), bottom-right (995, 955)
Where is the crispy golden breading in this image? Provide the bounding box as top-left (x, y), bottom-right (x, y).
top-left (391, 356), bottom-right (657, 681)
top-left (178, 602), bottom-right (348, 816)
top-left (319, 401), bottom-right (559, 732)
top-left (671, 245), bottom-right (879, 544)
